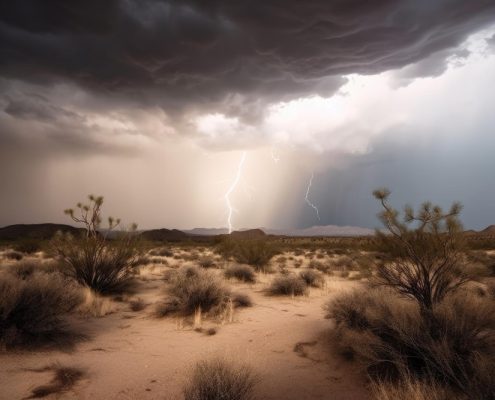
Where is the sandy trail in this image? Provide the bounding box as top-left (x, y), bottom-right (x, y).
top-left (0, 264), bottom-right (369, 400)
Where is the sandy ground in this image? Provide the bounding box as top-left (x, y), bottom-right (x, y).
top-left (0, 252), bottom-right (370, 400)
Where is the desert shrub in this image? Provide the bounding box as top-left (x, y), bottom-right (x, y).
top-left (268, 274), bottom-right (308, 296)
top-left (157, 266), bottom-right (231, 316)
top-left (53, 233), bottom-right (138, 294)
top-left (129, 298), bottom-right (147, 312)
top-left (232, 293), bottom-right (252, 308)
top-left (325, 287), bottom-right (495, 399)
top-left (308, 260), bottom-right (332, 274)
top-left (217, 239), bottom-right (278, 271)
top-left (299, 270), bottom-right (325, 288)
top-left (372, 189), bottom-right (469, 311)
top-left (8, 260), bottom-right (62, 280)
top-left (13, 239), bottom-right (42, 254)
top-left (52, 194), bottom-right (139, 294)
top-left (4, 250), bottom-right (23, 260)
top-left (183, 358), bottom-right (257, 400)
top-left (0, 272), bottom-right (83, 349)
top-left (370, 374), bottom-right (462, 400)
top-left (198, 256), bottom-right (216, 269)
top-left (149, 247), bottom-right (173, 257)
top-left (224, 264), bottom-right (256, 283)
top-left (294, 260), bottom-right (302, 268)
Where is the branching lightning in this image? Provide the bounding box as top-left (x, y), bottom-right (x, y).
top-left (224, 151), bottom-right (247, 233)
top-left (305, 172), bottom-right (320, 221)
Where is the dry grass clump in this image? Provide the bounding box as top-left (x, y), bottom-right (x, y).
top-left (149, 247), bottom-right (174, 257)
top-left (232, 293), bottom-right (252, 308)
top-left (224, 264), bottom-right (256, 283)
top-left (370, 374), bottom-right (462, 400)
top-left (325, 287), bottom-right (495, 399)
top-left (198, 256), bottom-right (216, 269)
top-left (53, 233), bottom-right (138, 294)
top-left (299, 269), bottom-right (325, 288)
top-left (0, 272), bottom-right (83, 349)
top-left (217, 239), bottom-right (278, 271)
top-left (155, 266), bottom-right (231, 317)
top-left (267, 274), bottom-right (308, 296)
top-left (27, 364), bottom-right (85, 399)
top-left (308, 260), bottom-right (332, 274)
top-left (4, 250), bottom-right (23, 260)
top-left (183, 358), bottom-right (257, 400)
top-left (7, 260), bottom-right (62, 279)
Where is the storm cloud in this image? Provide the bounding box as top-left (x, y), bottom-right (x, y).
top-left (1, 1), bottom-right (495, 230)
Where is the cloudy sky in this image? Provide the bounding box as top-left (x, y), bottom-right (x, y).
top-left (1, 0), bottom-right (495, 231)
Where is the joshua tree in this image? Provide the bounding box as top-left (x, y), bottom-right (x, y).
top-left (64, 194), bottom-right (121, 238)
top-left (55, 195), bottom-right (138, 294)
top-left (372, 188), bottom-right (469, 311)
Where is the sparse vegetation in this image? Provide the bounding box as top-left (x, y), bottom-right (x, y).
top-left (52, 195), bottom-right (139, 294)
top-left (224, 264), bottom-right (256, 283)
top-left (155, 266), bottom-right (231, 317)
top-left (0, 272), bottom-right (83, 349)
top-left (268, 274), bottom-right (308, 296)
top-left (4, 250), bottom-right (23, 260)
top-left (217, 239), bottom-right (278, 271)
top-left (183, 358), bottom-right (257, 400)
top-left (299, 269), bottom-right (325, 288)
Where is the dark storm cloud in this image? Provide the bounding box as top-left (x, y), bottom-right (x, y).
top-left (1, 0), bottom-right (495, 116)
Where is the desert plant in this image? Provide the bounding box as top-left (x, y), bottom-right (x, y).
top-left (308, 260), bottom-right (332, 274)
top-left (224, 264), bottom-right (256, 283)
top-left (232, 293), bottom-right (252, 308)
top-left (4, 250), bottom-right (23, 260)
top-left (149, 247), bottom-right (173, 257)
top-left (325, 287), bottom-right (495, 399)
top-left (268, 274), bottom-right (308, 296)
top-left (218, 239), bottom-right (278, 271)
top-left (53, 195), bottom-right (139, 294)
top-left (372, 189), bottom-right (469, 312)
top-left (198, 256), bottom-right (216, 269)
top-left (0, 272), bottom-right (83, 349)
top-left (183, 358), bottom-right (257, 400)
top-left (299, 269), bottom-right (325, 288)
top-left (156, 266), bottom-right (231, 317)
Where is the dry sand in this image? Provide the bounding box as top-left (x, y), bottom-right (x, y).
top-left (0, 254), bottom-right (370, 400)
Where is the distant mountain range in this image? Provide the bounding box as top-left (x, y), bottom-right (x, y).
top-left (2, 223), bottom-right (495, 242)
top-left (184, 225), bottom-right (374, 237)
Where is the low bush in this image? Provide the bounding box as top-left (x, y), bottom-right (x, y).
top-left (198, 256), bottom-right (216, 269)
top-left (267, 274), bottom-right (308, 296)
top-left (325, 287), bottom-right (495, 399)
top-left (217, 239), bottom-right (278, 271)
top-left (156, 266), bottom-right (231, 317)
top-left (8, 260), bottom-right (62, 280)
top-left (232, 293), bottom-right (252, 308)
top-left (299, 269), bottom-right (325, 288)
top-left (224, 264), bottom-right (256, 283)
top-left (0, 272), bottom-right (83, 349)
top-left (4, 250), bottom-right (23, 260)
top-left (149, 247), bottom-right (173, 257)
top-left (308, 260), bottom-right (332, 274)
top-left (183, 358), bottom-right (257, 400)
top-left (52, 233), bottom-right (138, 294)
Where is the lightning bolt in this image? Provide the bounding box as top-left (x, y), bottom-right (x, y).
top-left (225, 152), bottom-right (247, 233)
top-left (305, 172), bottom-right (320, 221)
top-left (270, 148), bottom-right (280, 163)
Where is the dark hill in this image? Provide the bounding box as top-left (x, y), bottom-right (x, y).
top-left (140, 228), bottom-right (189, 242)
top-left (0, 223), bottom-right (83, 241)
top-left (480, 225), bottom-right (495, 235)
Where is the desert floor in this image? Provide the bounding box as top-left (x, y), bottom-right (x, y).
top-left (0, 249), bottom-right (370, 400)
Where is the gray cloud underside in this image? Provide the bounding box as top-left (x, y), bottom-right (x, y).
top-left (1, 0), bottom-right (495, 115)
